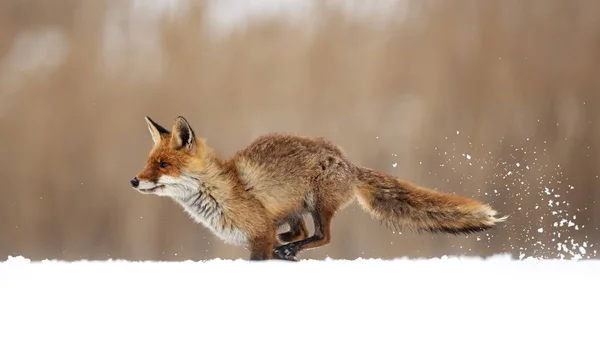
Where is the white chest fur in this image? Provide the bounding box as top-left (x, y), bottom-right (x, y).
top-left (175, 192), bottom-right (248, 247)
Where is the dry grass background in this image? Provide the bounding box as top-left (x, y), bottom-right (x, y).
top-left (1, 0), bottom-right (598, 261)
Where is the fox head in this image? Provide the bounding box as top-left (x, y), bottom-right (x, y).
top-left (130, 116), bottom-right (203, 198)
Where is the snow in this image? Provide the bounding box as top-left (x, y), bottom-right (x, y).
top-left (431, 131), bottom-right (593, 260)
top-left (1, 255), bottom-right (599, 337)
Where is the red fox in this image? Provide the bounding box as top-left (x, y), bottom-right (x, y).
top-left (131, 116), bottom-right (507, 261)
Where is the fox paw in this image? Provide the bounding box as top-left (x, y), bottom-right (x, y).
top-left (273, 244), bottom-right (299, 261)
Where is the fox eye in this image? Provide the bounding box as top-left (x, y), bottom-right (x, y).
top-left (159, 162), bottom-right (170, 168)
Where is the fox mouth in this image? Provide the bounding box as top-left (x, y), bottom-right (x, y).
top-left (137, 185), bottom-right (164, 193)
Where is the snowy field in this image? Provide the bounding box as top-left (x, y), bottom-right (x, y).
top-left (1, 255), bottom-right (599, 336)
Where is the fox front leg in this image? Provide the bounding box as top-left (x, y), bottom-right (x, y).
top-left (248, 229), bottom-right (278, 261)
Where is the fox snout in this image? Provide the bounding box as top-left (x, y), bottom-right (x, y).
top-left (130, 175), bottom-right (167, 195)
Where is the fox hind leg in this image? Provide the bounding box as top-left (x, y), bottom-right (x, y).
top-left (278, 215), bottom-right (310, 243)
top-left (273, 208), bottom-right (333, 260)
top-left (274, 159), bottom-right (355, 260)
top-left (273, 215), bottom-right (310, 261)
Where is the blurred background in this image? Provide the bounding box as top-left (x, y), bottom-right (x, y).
top-left (1, 0), bottom-right (598, 261)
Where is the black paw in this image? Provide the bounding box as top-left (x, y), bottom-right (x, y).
top-left (273, 244), bottom-right (300, 261)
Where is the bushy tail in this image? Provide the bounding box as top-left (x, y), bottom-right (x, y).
top-left (354, 167), bottom-right (507, 235)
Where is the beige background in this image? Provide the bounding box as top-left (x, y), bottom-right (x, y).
top-left (1, 0), bottom-right (598, 261)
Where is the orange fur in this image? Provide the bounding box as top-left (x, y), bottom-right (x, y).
top-left (131, 116), bottom-right (507, 261)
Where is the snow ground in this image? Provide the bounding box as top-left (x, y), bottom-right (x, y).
top-left (1, 255), bottom-right (598, 337)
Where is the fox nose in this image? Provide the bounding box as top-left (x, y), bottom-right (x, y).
top-left (130, 177), bottom-right (140, 188)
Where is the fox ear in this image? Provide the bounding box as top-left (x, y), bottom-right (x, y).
top-left (145, 116), bottom-right (170, 145)
top-left (170, 116), bottom-right (196, 151)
